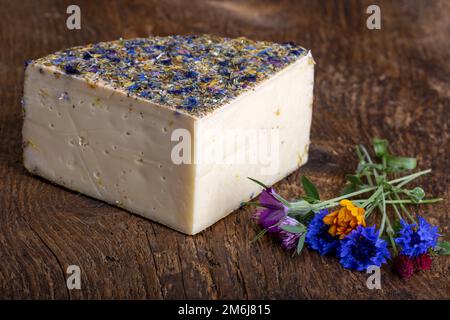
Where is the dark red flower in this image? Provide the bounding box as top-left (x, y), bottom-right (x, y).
top-left (393, 254), bottom-right (414, 279)
top-left (414, 253), bottom-right (433, 271)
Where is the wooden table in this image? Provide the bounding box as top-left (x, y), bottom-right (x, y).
top-left (0, 0), bottom-right (448, 299)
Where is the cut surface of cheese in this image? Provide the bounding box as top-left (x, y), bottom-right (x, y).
top-left (22, 35), bottom-right (314, 234)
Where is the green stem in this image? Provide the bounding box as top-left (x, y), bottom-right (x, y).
top-left (291, 185), bottom-right (378, 208)
top-left (387, 194), bottom-right (403, 221)
top-left (356, 146), bottom-right (374, 181)
top-left (387, 232), bottom-right (398, 255)
top-left (384, 213), bottom-right (398, 255)
top-left (379, 188), bottom-right (387, 236)
top-left (357, 147), bottom-right (384, 228)
top-left (382, 157), bottom-right (387, 179)
top-left (361, 187), bottom-right (383, 208)
top-left (344, 198), bottom-right (441, 205)
top-left (393, 192), bottom-right (417, 223)
top-left (389, 169), bottom-right (431, 186)
top-left (310, 197), bottom-right (440, 213)
top-left (291, 171), bottom-right (431, 210)
top-left (359, 144), bottom-right (381, 183)
top-left (358, 149), bottom-right (425, 228)
top-left (386, 198), bottom-right (442, 204)
top-left (364, 202), bottom-right (378, 218)
top-left (359, 147), bottom-right (395, 245)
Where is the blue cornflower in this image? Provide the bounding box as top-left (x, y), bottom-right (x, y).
top-left (395, 216), bottom-right (439, 257)
top-left (182, 96), bottom-right (198, 109)
top-left (127, 83), bottom-right (140, 91)
top-left (64, 63), bottom-right (80, 75)
top-left (339, 226), bottom-right (390, 271)
top-left (305, 210), bottom-right (340, 256)
top-left (159, 58), bottom-right (172, 65)
top-left (82, 51), bottom-right (93, 60)
top-left (184, 70), bottom-right (198, 79)
top-left (242, 74), bottom-right (257, 82)
top-left (104, 52), bottom-right (120, 63)
top-left (289, 49), bottom-right (305, 56)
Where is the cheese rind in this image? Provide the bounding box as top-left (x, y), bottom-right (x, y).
top-left (22, 36), bottom-right (314, 234)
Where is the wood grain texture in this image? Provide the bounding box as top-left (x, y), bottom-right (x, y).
top-left (0, 0), bottom-right (449, 299)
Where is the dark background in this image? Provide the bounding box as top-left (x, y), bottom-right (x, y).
top-left (0, 0), bottom-right (448, 299)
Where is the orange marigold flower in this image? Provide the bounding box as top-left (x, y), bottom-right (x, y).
top-left (322, 199), bottom-right (366, 239)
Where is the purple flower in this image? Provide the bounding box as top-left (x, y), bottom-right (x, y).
top-left (252, 187), bottom-right (304, 251)
top-left (278, 217), bottom-right (302, 250)
top-left (395, 216), bottom-right (440, 257)
top-left (253, 188), bottom-right (288, 233)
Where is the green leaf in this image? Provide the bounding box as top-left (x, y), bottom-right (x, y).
top-left (372, 138), bottom-right (417, 173)
top-left (250, 229), bottom-right (267, 243)
top-left (373, 138), bottom-right (389, 158)
top-left (435, 241), bottom-right (450, 255)
top-left (341, 183), bottom-right (356, 196)
top-left (295, 233), bottom-right (306, 255)
top-left (301, 195), bottom-right (319, 204)
top-left (272, 193), bottom-right (291, 207)
top-left (247, 177), bottom-right (268, 189)
top-left (409, 187), bottom-right (425, 202)
top-left (281, 224), bottom-right (306, 234)
top-left (298, 211), bottom-right (315, 224)
top-left (361, 163), bottom-right (384, 171)
top-left (301, 175), bottom-right (320, 201)
top-left (346, 174), bottom-right (363, 186)
top-left (387, 155), bottom-right (417, 172)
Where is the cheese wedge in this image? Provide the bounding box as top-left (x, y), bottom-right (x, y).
top-left (22, 35), bottom-right (314, 234)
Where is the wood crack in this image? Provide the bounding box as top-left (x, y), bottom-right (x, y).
top-left (224, 222), bottom-right (249, 299)
top-left (145, 227), bottom-right (164, 299)
top-left (175, 237), bottom-right (188, 299)
top-left (25, 219), bottom-right (70, 299)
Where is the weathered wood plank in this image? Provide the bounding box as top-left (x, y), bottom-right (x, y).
top-left (0, 0), bottom-right (448, 299)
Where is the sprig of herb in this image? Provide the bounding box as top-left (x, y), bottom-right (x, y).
top-left (297, 139), bottom-right (443, 248)
top-left (246, 138), bottom-right (448, 258)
